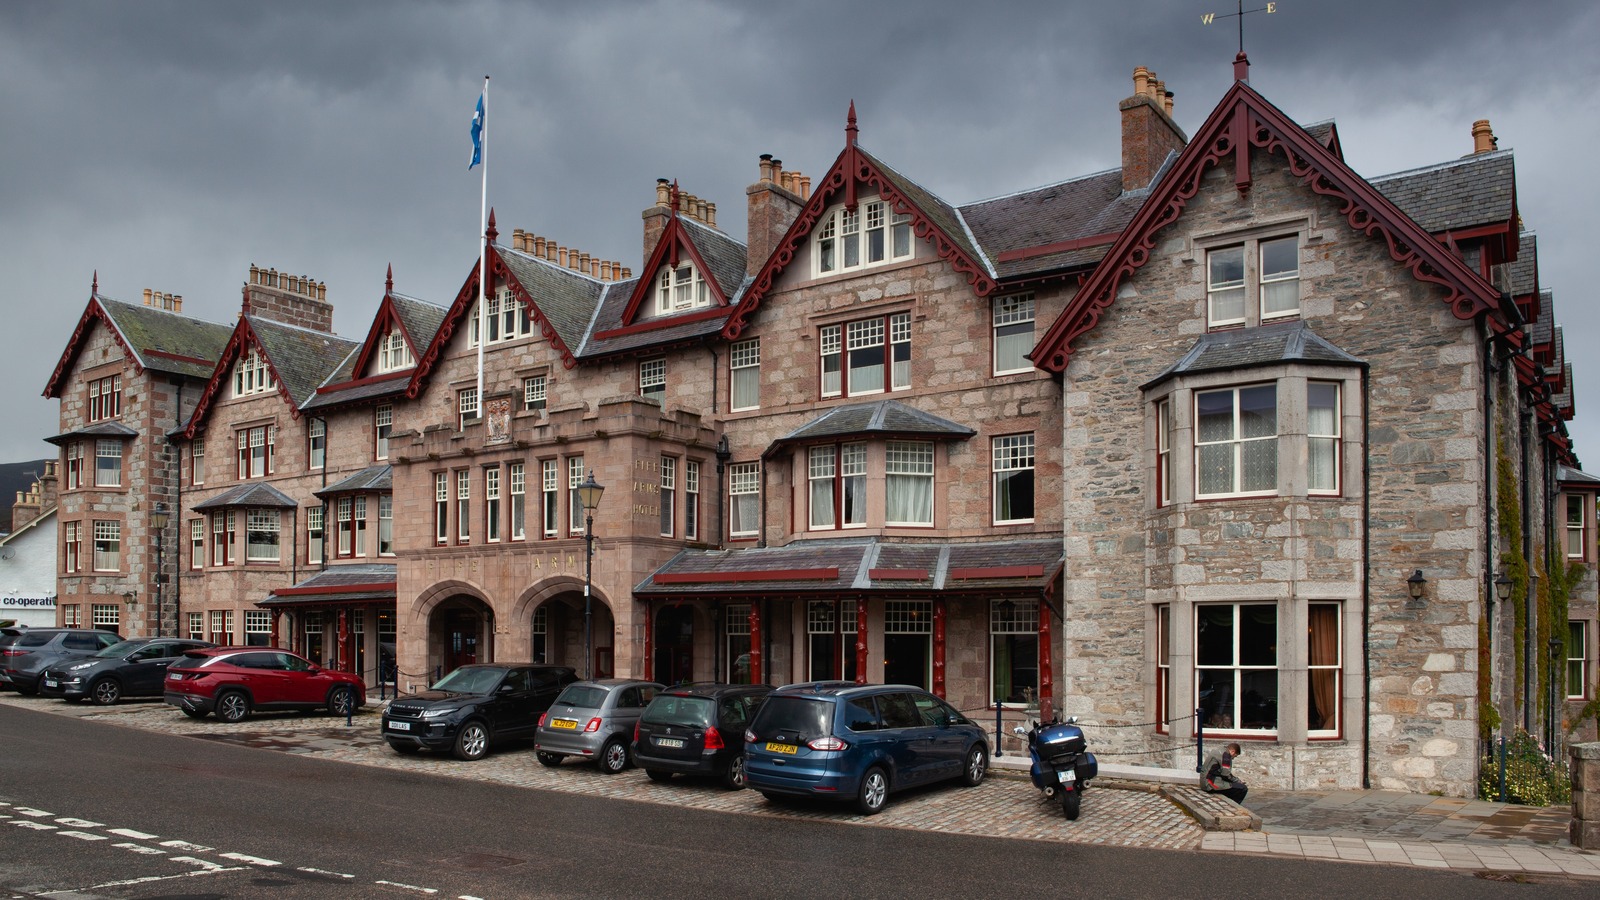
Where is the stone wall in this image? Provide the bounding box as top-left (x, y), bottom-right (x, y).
top-left (1572, 742), bottom-right (1600, 849)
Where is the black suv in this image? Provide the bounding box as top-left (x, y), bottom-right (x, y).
top-left (382, 663), bottom-right (577, 761)
top-left (632, 682), bottom-right (773, 790)
top-left (39, 637), bottom-right (214, 704)
top-left (0, 628), bottom-right (122, 694)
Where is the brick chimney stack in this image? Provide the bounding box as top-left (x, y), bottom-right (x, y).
top-left (1472, 119), bottom-right (1498, 154)
top-left (1120, 65), bottom-right (1188, 192)
top-left (747, 153), bottom-right (807, 277)
top-left (10, 461), bottom-right (57, 533)
top-left (244, 265), bottom-right (332, 332)
top-left (643, 177), bottom-right (672, 261)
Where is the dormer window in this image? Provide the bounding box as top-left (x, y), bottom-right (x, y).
top-left (377, 329), bottom-right (413, 372)
top-left (656, 263), bottom-right (709, 316)
top-left (815, 198), bottom-right (913, 277)
top-left (233, 348), bottom-right (275, 397)
top-left (468, 288), bottom-right (531, 346)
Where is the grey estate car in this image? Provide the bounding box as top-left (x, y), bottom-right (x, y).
top-left (534, 678), bottom-right (663, 774)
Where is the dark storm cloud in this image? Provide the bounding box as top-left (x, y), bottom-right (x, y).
top-left (3, 0), bottom-right (1598, 460)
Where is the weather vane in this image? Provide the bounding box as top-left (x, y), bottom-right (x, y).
top-left (1203, 1), bottom-right (1278, 55)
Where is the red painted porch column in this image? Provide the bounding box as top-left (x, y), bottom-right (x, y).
top-left (1038, 601), bottom-right (1054, 722)
top-left (269, 609), bottom-right (281, 649)
top-left (855, 597), bottom-right (868, 684)
top-left (642, 601), bottom-right (653, 682)
top-left (748, 603), bottom-right (762, 685)
top-left (337, 609), bottom-right (349, 673)
top-left (932, 599), bottom-right (946, 698)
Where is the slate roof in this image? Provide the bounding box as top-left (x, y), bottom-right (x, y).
top-left (1142, 320), bottom-right (1366, 390)
top-left (96, 296), bottom-right (234, 381)
top-left (191, 482), bottom-right (298, 510)
top-left (300, 375), bottom-right (411, 412)
top-left (1370, 149), bottom-right (1517, 234)
top-left (260, 563), bottom-right (396, 606)
top-left (1530, 290), bottom-right (1554, 353)
top-left (1507, 232), bottom-right (1538, 298)
top-left (859, 146), bottom-right (992, 277)
top-left (391, 293), bottom-right (448, 351)
top-left (635, 537), bottom-right (1064, 598)
top-left (959, 166), bottom-right (1153, 280)
top-left (1558, 464), bottom-right (1600, 486)
top-left (497, 245), bottom-right (608, 353)
top-left (1303, 120), bottom-right (1337, 149)
top-left (773, 400), bottom-right (976, 448)
top-left (44, 421), bottom-right (139, 446)
top-left (246, 316), bottom-right (360, 408)
top-left (314, 465), bottom-right (392, 498)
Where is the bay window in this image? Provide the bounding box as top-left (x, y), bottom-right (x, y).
top-left (353, 496), bottom-right (368, 557)
top-left (1156, 400), bottom-right (1172, 507)
top-left (808, 444), bottom-right (866, 531)
top-left (94, 439), bottom-right (122, 487)
top-left (246, 509), bottom-right (280, 562)
top-left (336, 498), bottom-right (354, 557)
top-left (1307, 383), bottom-right (1341, 495)
top-left (92, 520), bottom-right (121, 572)
top-left (885, 441), bottom-right (934, 526)
top-left (1195, 603), bottom-right (1278, 733)
top-left (1195, 385), bottom-right (1277, 498)
top-left (64, 521), bottom-right (81, 573)
top-left (379, 495), bottom-right (394, 555)
top-left (1307, 603), bottom-right (1342, 736)
top-left (65, 443), bottom-right (83, 490)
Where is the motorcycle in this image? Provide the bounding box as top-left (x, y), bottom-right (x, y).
top-left (1014, 716), bottom-right (1098, 820)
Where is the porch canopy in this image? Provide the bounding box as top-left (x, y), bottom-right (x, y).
top-left (259, 563), bottom-right (397, 608)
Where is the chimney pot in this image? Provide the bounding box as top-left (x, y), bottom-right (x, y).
top-left (534, 235), bottom-right (547, 256)
top-left (799, 175), bottom-right (811, 199)
top-left (1163, 90), bottom-right (1174, 116)
top-left (656, 178), bottom-right (671, 207)
top-left (1133, 66), bottom-right (1150, 97)
top-left (590, 258), bottom-right (600, 278)
top-left (1472, 118), bottom-right (1497, 154)
top-left (174, 294), bottom-right (183, 312)
top-left (558, 247), bottom-right (568, 267)
top-left (622, 267), bottom-right (633, 280)
top-left (707, 201), bottom-right (717, 228)
top-left (143, 288), bottom-right (153, 306)
top-left (759, 154), bottom-right (774, 182)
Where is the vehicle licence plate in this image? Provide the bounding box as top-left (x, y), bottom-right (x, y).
top-left (656, 737), bottom-right (685, 749)
top-left (168, 672), bottom-right (181, 680)
top-left (1058, 769), bottom-right (1076, 783)
top-left (388, 721), bottom-right (411, 731)
top-left (765, 742), bottom-right (798, 755)
top-left (44, 680), bottom-right (57, 689)
top-left (550, 719), bottom-right (579, 730)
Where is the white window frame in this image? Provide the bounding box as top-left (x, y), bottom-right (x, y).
top-left (63, 521), bottom-right (81, 573)
top-left (813, 198), bottom-right (913, 277)
top-left (659, 457), bottom-right (676, 538)
top-left (233, 347), bottom-right (275, 397)
top-left (336, 497), bottom-right (354, 558)
top-left (377, 329), bottom-right (413, 372)
top-left (92, 520), bottom-right (121, 572)
top-left (730, 462), bottom-right (759, 539)
top-left (992, 434), bottom-right (1035, 525)
top-left (685, 460), bottom-right (700, 541)
top-left (307, 505), bottom-right (324, 565)
top-left (510, 462), bottom-right (526, 541)
top-left (730, 338), bottom-right (760, 411)
top-left (378, 495), bottom-right (394, 556)
top-left (1307, 601), bottom-right (1342, 737)
top-left (307, 420), bottom-right (325, 471)
top-left (1567, 495), bottom-right (1589, 561)
top-left (1195, 602), bottom-right (1279, 735)
top-left (457, 469), bottom-right (471, 544)
top-left (485, 466), bottom-right (501, 543)
top-left (92, 603), bottom-right (120, 631)
top-left (434, 473), bottom-right (449, 545)
top-left (990, 599), bottom-right (1040, 708)
top-left (523, 374), bottom-right (547, 412)
top-left (1194, 384), bottom-right (1278, 499)
top-left (639, 359), bottom-right (666, 406)
top-left (1156, 399), bottom-right (1172, 508)
top-left (542, 460), bottom-right (559, 538)
top-left (190, 518), bottom-right (204, 570)
top-left (1206, 234), bottom-right (1302, 329)
top-left (1568, 621), bottom-right (1589, 700)
top-left (567, 458), bottom-right (586, 535)
top-left (1307, 382), bottom-right (1341, 496)
top-left (245, 610), bottom-right (272, 647)
top-left (458, 388), bottom-right (480, 430)
top-left (375, 405), bottom-right (393, 460)
top-left (885, 441), bottom-right (934, 527)
top-left (655, 263), bottom-right (710, 315)
top-left (245, 509), bottom-right (280, 562)
top-left (94, 439), bottom-right (122, 487)
top-left (1259, 236), bottom-right (1301, 320)
top-left (992, 293), bottom-right (1036, 376)
top-left (192, 438), bottom-right (206, 485)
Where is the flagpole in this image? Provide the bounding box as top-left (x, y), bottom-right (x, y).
top-left (475, 75), bottom-right (489, 415)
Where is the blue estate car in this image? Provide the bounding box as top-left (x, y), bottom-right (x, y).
top-left (743, 681), bottom-right (989, 814)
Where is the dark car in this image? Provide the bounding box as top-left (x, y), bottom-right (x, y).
top-left (744, 682), bottom-right (989, 815)
top-left (632, 682), bottom-right (773, 790)
top-left (0, 628), bottom-right (123, 694)
top-left (382, 663), bottom-right (578, 761)
top-left (38, 638), bottom-right (214, 704)
top-left (163, 647), bottom-right (366, 722)
top-left (534, 678), bottom-right (663, 774)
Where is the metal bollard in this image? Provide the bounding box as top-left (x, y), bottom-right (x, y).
top-left (1497, 735), bottom-right (1507, 802)
top-left (994, 702), bottom-right (1004, 758)
top-left (1195, 708), bottom-right (1204, 773)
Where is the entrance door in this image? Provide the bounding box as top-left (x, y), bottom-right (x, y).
top-left (654, 606), bottom-right (694, 686)
top-left (446, 610), bottom-right (480, 673)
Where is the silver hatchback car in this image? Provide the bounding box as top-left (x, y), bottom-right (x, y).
top-left (534, 679), bottom-right (663, 774)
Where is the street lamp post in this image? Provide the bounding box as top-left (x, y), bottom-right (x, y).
top-left (151, 502), bottom-right (169, 638)
top-left (577, 473), bottom-right (605, 680)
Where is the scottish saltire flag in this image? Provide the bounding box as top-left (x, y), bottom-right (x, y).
top-left (469, 90), bottom-right (485, 169)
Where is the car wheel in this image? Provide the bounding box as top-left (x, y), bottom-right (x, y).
top-left (721, 752), bottom-right (748, 790)
top-left (599, 739), bottom-right (629, 775)
top-left (326, 686), bottom-right (355, 717)
top-left (961, 745), bottom-right (988, 787)
top-left (180, 705), bottom-right (208, 719)
top-left (644, 768), bottom-right (672, 783)
top-left (855, 766), bottom-right (889, 815)
top-left (387, 741), bottom-right (420, 755)
top-left (90, 679), bottom-right (122, 706)
top-left (453, 721), bottom-right (490, 761)
top-left (536, 750), bottom-right (564, 768)
top-left (1063, 789), bottom-right (1082, 821)
top-left (216, 691), bottom-right (251, 723)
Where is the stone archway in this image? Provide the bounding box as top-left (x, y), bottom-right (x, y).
top-left (514, 577), bottom-right (614, 678)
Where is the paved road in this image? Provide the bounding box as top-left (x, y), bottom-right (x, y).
top-left (2, 705), bottom-right (1596, 899)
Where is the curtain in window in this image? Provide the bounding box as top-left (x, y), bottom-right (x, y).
top-left (1238, 386), bottom-right (1277, 491)
top-left (887, 474), bottom-right (932, 524)
top-left (1308, 383), bottom-right (1339, 492)
top-left (1308, 604), bottom-right (1339, 732)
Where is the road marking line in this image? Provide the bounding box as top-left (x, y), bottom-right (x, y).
top-left (13, 821), bottom-right (57, 830)
top-left (218, 852), bottom-right (281, 867)
top-left (109, 827), bottom-right (160, 839)
top-left (13, 807), bottom-right (52, 817)
top-left (57, 830), bottom-right (108, 841)
top-left (54, 817), bottom-right (103, 828)
top-left (297, 866), bottom-right (355, 879)
top-left (49, 866), bottom-right (248, 893)
top-left (374, 880), bottom-right (439, 894)
top-left (113, 842), bottom-right (167, 855)
top-left (460, 895), bottom-right (487, 899)
top-left (170, 856), bottom-right (227, 871)
top-left (160, 839), bottom-right (213, 851)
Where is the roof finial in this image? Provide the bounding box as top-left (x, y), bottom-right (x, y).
top-left (385, 264), bottom-right (394, 294)
top-left (485, 207), bottom-right (498, 243)
top-left (846, 100), bottom-right (858, 147)
top-left (1234, 51), bottom-right (1250, 83)
top-left (91, 270), bottom-right (98, 295)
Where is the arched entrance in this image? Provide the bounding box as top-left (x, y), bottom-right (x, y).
top-left (429, 595), bottom-right (494, 676)
top-left (530, 593), bottom-right (614, 678)
top-left (654, 605), bottom-right (695, 686)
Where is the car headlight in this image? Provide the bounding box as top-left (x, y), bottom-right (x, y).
top-left (421, 708), bottom-right (458, 719)
top-left (68, 662), bottom-right (96, 671)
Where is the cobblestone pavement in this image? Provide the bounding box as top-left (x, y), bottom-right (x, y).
top-left (0, 695), bottom-right (1202, 851)
top-left (9, 693), bottom-right (1599, 878)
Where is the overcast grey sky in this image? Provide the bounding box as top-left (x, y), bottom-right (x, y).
top-left (4, 1), bottom-right (1598, 464)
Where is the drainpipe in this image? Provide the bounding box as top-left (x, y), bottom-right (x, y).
top-left (172, 378), bottom-right (185, 639)
top-left (709, 347), bottom-right (720, 416)
top-left (1361, 368), bottom-right (1372, 790)
top-left (1521, 408), bottom-right (1533, 732)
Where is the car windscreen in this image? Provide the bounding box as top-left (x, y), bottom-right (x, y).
top-left (96, 640), bottom-right (142, 659)
top-left (431, 667), bottom-right (504, 695)
top-left (751, 696), bottom-right (834, 742)
top-left (553, 684), bottom-right (609, 709)
top-left (641, 694), bottom-right (715, 728)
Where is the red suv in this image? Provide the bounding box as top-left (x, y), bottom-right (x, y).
top-left (163, 648), bottom-right (365, 723)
